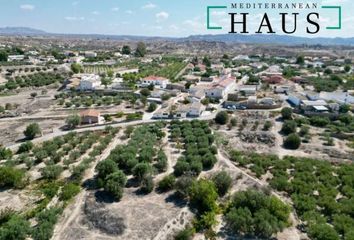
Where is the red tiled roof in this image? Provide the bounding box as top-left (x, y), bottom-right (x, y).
top-left (80, 109), bottom-right (100, 117)
top-left (143, 75), bottom-right (168, 81)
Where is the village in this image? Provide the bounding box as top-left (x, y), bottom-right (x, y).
top-left (0, 37), bottom-right (354, 240)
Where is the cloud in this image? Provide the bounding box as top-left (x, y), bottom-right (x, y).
top-left (20, 4), bottom-right (35, 11)
top-left (156, 11), bottom-right (169, 22)
top-left (211, 11), bottom-right (226, 17)
top-left (183, 17), bottom-right (206, 33)
top-left (65, 16), bottom-right (85, 21)
top-left (91, 11), bottom-right (100, 15)
top-left (125, 10), bottom-right (133, 14)
top-left (111, 7), bottom-right (119, 12)
top-left (72, 1), bottom-right (79, 6)
top-left (142, 3), bottom-right (157, 9)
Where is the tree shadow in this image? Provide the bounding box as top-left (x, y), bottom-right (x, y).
top-left (94, 190), bottom-right (115, 204)
top-left (164, 192), bottom-right (188, 208)
top-left (82, 178), bottom-right (98, 190)
top-left (126, 178), bottom-right (140, 188)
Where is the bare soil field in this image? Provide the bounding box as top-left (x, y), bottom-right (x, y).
top-left (0, 118), bottom-right (64, 146)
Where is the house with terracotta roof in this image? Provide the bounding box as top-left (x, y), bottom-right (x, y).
top-left (140, 76), bottom-right (169, 89)
top-left (80, 109), bottom-right (104, 125)
top-left (262, 75), bottom-right (285, 84)
top-left (205, 76), bottom-right (236, 100)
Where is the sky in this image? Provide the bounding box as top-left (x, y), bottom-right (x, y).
top-left (0, 0), bottom-right (353, 38)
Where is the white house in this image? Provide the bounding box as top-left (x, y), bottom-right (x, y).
top-left (238, 85), bottom-right (258, 96)
top-left (141, 76), bottom-right (169, 89)
top-left (8, 55), bottom-right (25, 62)
top-left (205, 76), bottom-right (237, 100)
top-left (319, 91), bottom-right (354, 105)
top-left (78, 74), bottom-right (101, 91)
top-left (187, 102), bottom-right (204, 117)
top-left (84, 51), bottom-right (97, 58)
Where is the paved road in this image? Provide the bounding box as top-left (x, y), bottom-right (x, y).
top-left (7, 109), bottom-right (218, 151)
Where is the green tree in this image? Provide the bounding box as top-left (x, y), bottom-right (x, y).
top-left (215, 111), bottom-right (229, 125)
top-left (133, 163), bottom-right (152, 182)
top-left (24, 123), bottom-right (41, 139)
top-left (0, 214), bottom-right (30, 240)
top-left (188, 179), bottom-right (218, 214)
top-left (281, 120), bottom-right (297, 135)
top-left (66, 114), bottom-right (81, 129)
top-left (96, 159), bottom-right (118, 180)
top-left (59, 183), bottom-right (80, 201)
top-left (0, 51), bottom-right (8, 62)
top-left (175, 175), bottom-right (195, 198)
top-left (174, 227), bottom-right (195, 240)
top-left (140, 174), bottom-right (154, 193)
top-left (0, 147), bottom-right (12, 160)
top-left (284, 133), bottom-right (301, 150)
top-left (104, 170), bottom-right (127, 201)
top-left (296, 55), bottom-right (305, 65)
top-left (225, 190), bottom-right (290, 238)
top-left (212, 171), bottom-right (232, 197)
top-left (263, 121), bottom-right (273, 131)
top-left (17, 141), bottom-right (33, 154)
top-left (344, 65), bottom-right (351, 73)
top-left (135, 42), bottom-right (146, 57)
top-left (158, 175), bottom-right (176, 192)
top-left (122, 45), bottom-right (131, 55)
top-left (0, 166), bottom-right (25, 189)
top-left (140, 88), bottom-right (151, 97)
top-left (226, 207), bottom-right (253, 234)
top-left (339, 104), bottom-right (351, 113)
top-left (70, 63), bottom-right (82, 74)
top-left (147, 102), bottom-right (157, 113)
top-left (202, 56), bottom-right (211, 67)
top-left (281, 107), bottom-right (293, 120)
top-left (40, 165), bottom-right (63, 180)
top-left (308, 224), bottom-right (339, 240)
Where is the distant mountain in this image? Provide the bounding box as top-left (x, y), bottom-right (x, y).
top-left (184, 34), bottom-right (354, 46)
top-left (0, 27), bottom-right (47, 35)
top-left (1, 26), bottom-right (354, 46)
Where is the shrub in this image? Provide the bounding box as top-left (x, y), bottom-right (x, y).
top-left (140, 175), bottom-right (154, 194)
top-left (66, 115), bottom-right (81, 129)
top-left (95, 159), bottom-right (118, 180)
top-left (188, 179), bottom-right (218, 214)
top-left (0, 166), bottom-right (25, 189)
top-left (309, 116), bottom-right (330, 127)
top-left (132, 163), bottom-right (152, 182)
top-left (308, 224), bottom-right (339, 240)
top-left (212, 171), bottom-right (232, 197)
top-left (174, 227), bottom-right (195, 240)
top-left (175, 175), bottom-right (195, 198)
top-left (174, 160), bottom-right (190, 177)
top-left (0, 147), bottom-right (12, 160)
top-left (147, 102), bottom-right (157, 112)
top-left (104, 170), bottom-right (127, 201)
top-left (281, 120), bottom-right (297, 135)
top-left (284, 133), bottom-right (301, 150)
top-left (281, 107), bottom-right (293, 120)
top-left (194, 211), bottom-right (217, 231)
top-left (263, 121), bottom-right (273, 131)
top-left (158, 175), bottom-right (176, 192)
top-left (24, 123), bottom-right (41, 139)
top-left (0, 214), bottom-right (30, 240)
top-left (40, 165), bottom-right (63, 180)
top-left (17, 141), bottom-right (33, 154)
top-left (225, 190), bottom-right (290, 238)
top-left (215, 111), bottom-right (229, 125)
top-left (59, 183), bottom-right (80, 201)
